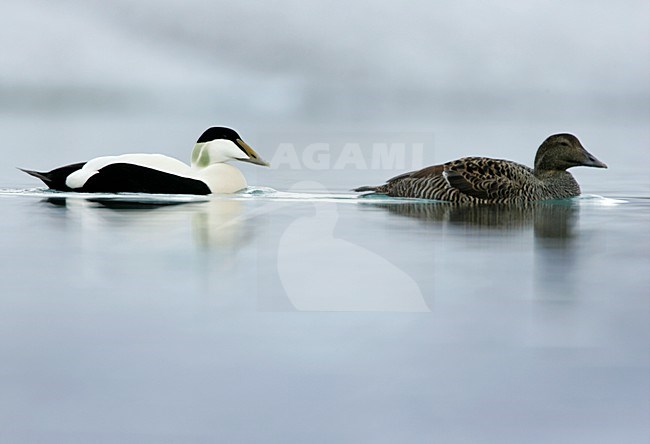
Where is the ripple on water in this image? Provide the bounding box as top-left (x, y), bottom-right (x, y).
top-left (0, 187), bottom-right (639, 206)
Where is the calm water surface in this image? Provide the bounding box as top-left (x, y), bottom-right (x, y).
top-left (0, 116), bottom-right (648, 443)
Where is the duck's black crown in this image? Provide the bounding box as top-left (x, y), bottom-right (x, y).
top-left (196, 127), bottom-right (242, 144)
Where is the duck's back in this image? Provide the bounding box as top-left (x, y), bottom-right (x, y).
top-left (363, 157), bottom-right (547, 203)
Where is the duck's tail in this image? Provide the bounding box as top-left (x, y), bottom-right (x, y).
top-left (352, 185), bottom-right (380, 192)
top-left (18, 162), bottom-right (86, 191)
top-left (18, 168), bottom-right (54, 186)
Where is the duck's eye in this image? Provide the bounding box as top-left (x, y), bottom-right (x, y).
top-left (559, 141), bottom-right (570, 147)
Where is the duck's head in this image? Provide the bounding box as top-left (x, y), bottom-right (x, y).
top-left (191, 127), bottom-right (270, 168)
top-left (534, 133), bottom-right (607, 173)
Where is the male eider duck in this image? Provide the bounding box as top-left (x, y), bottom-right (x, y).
top-left (20, 126), bottom-right (269, 195)
top-left (354, 133), bottom-right (607, 204)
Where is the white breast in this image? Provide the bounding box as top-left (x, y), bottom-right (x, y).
top-left (197, 163), bottom-right (247, 193)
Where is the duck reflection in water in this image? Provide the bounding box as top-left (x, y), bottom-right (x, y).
top-left (370, 200), bottom-right (580, 300)
top-left (42, 196), bottom-right (253, 250)
top-left (374, 200), bottom-right (577, 238)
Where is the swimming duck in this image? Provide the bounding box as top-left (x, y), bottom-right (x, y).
top-left (354, 133), bottom-right (607, 203)
top-left (20, 127), bottom-right (269, 195)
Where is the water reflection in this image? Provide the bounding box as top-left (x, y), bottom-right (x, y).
top-left (375, 201), bottom-right (578, 239)
top-left (372, 200), bottom-right (581, 301)
top-left (39, 195), bottom-right (587, 307)
top-left (41, 196), bottom-right (253, 250)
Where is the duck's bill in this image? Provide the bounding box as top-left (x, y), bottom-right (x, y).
top-left (582, 150), bottom-right (608, 168)
top-left (236, 139), bottom-right (270, 167)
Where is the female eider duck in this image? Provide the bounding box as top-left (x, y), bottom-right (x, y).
top-left (20, 127), bottom-right (269, 195)
top-left (354, 133), bottom-right (607, 204)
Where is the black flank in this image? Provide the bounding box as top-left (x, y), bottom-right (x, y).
top-left (81, 163), bottom-right (211, 195)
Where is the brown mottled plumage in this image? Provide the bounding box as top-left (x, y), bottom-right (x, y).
top-left (354, 134), bottom-right (607, 203)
